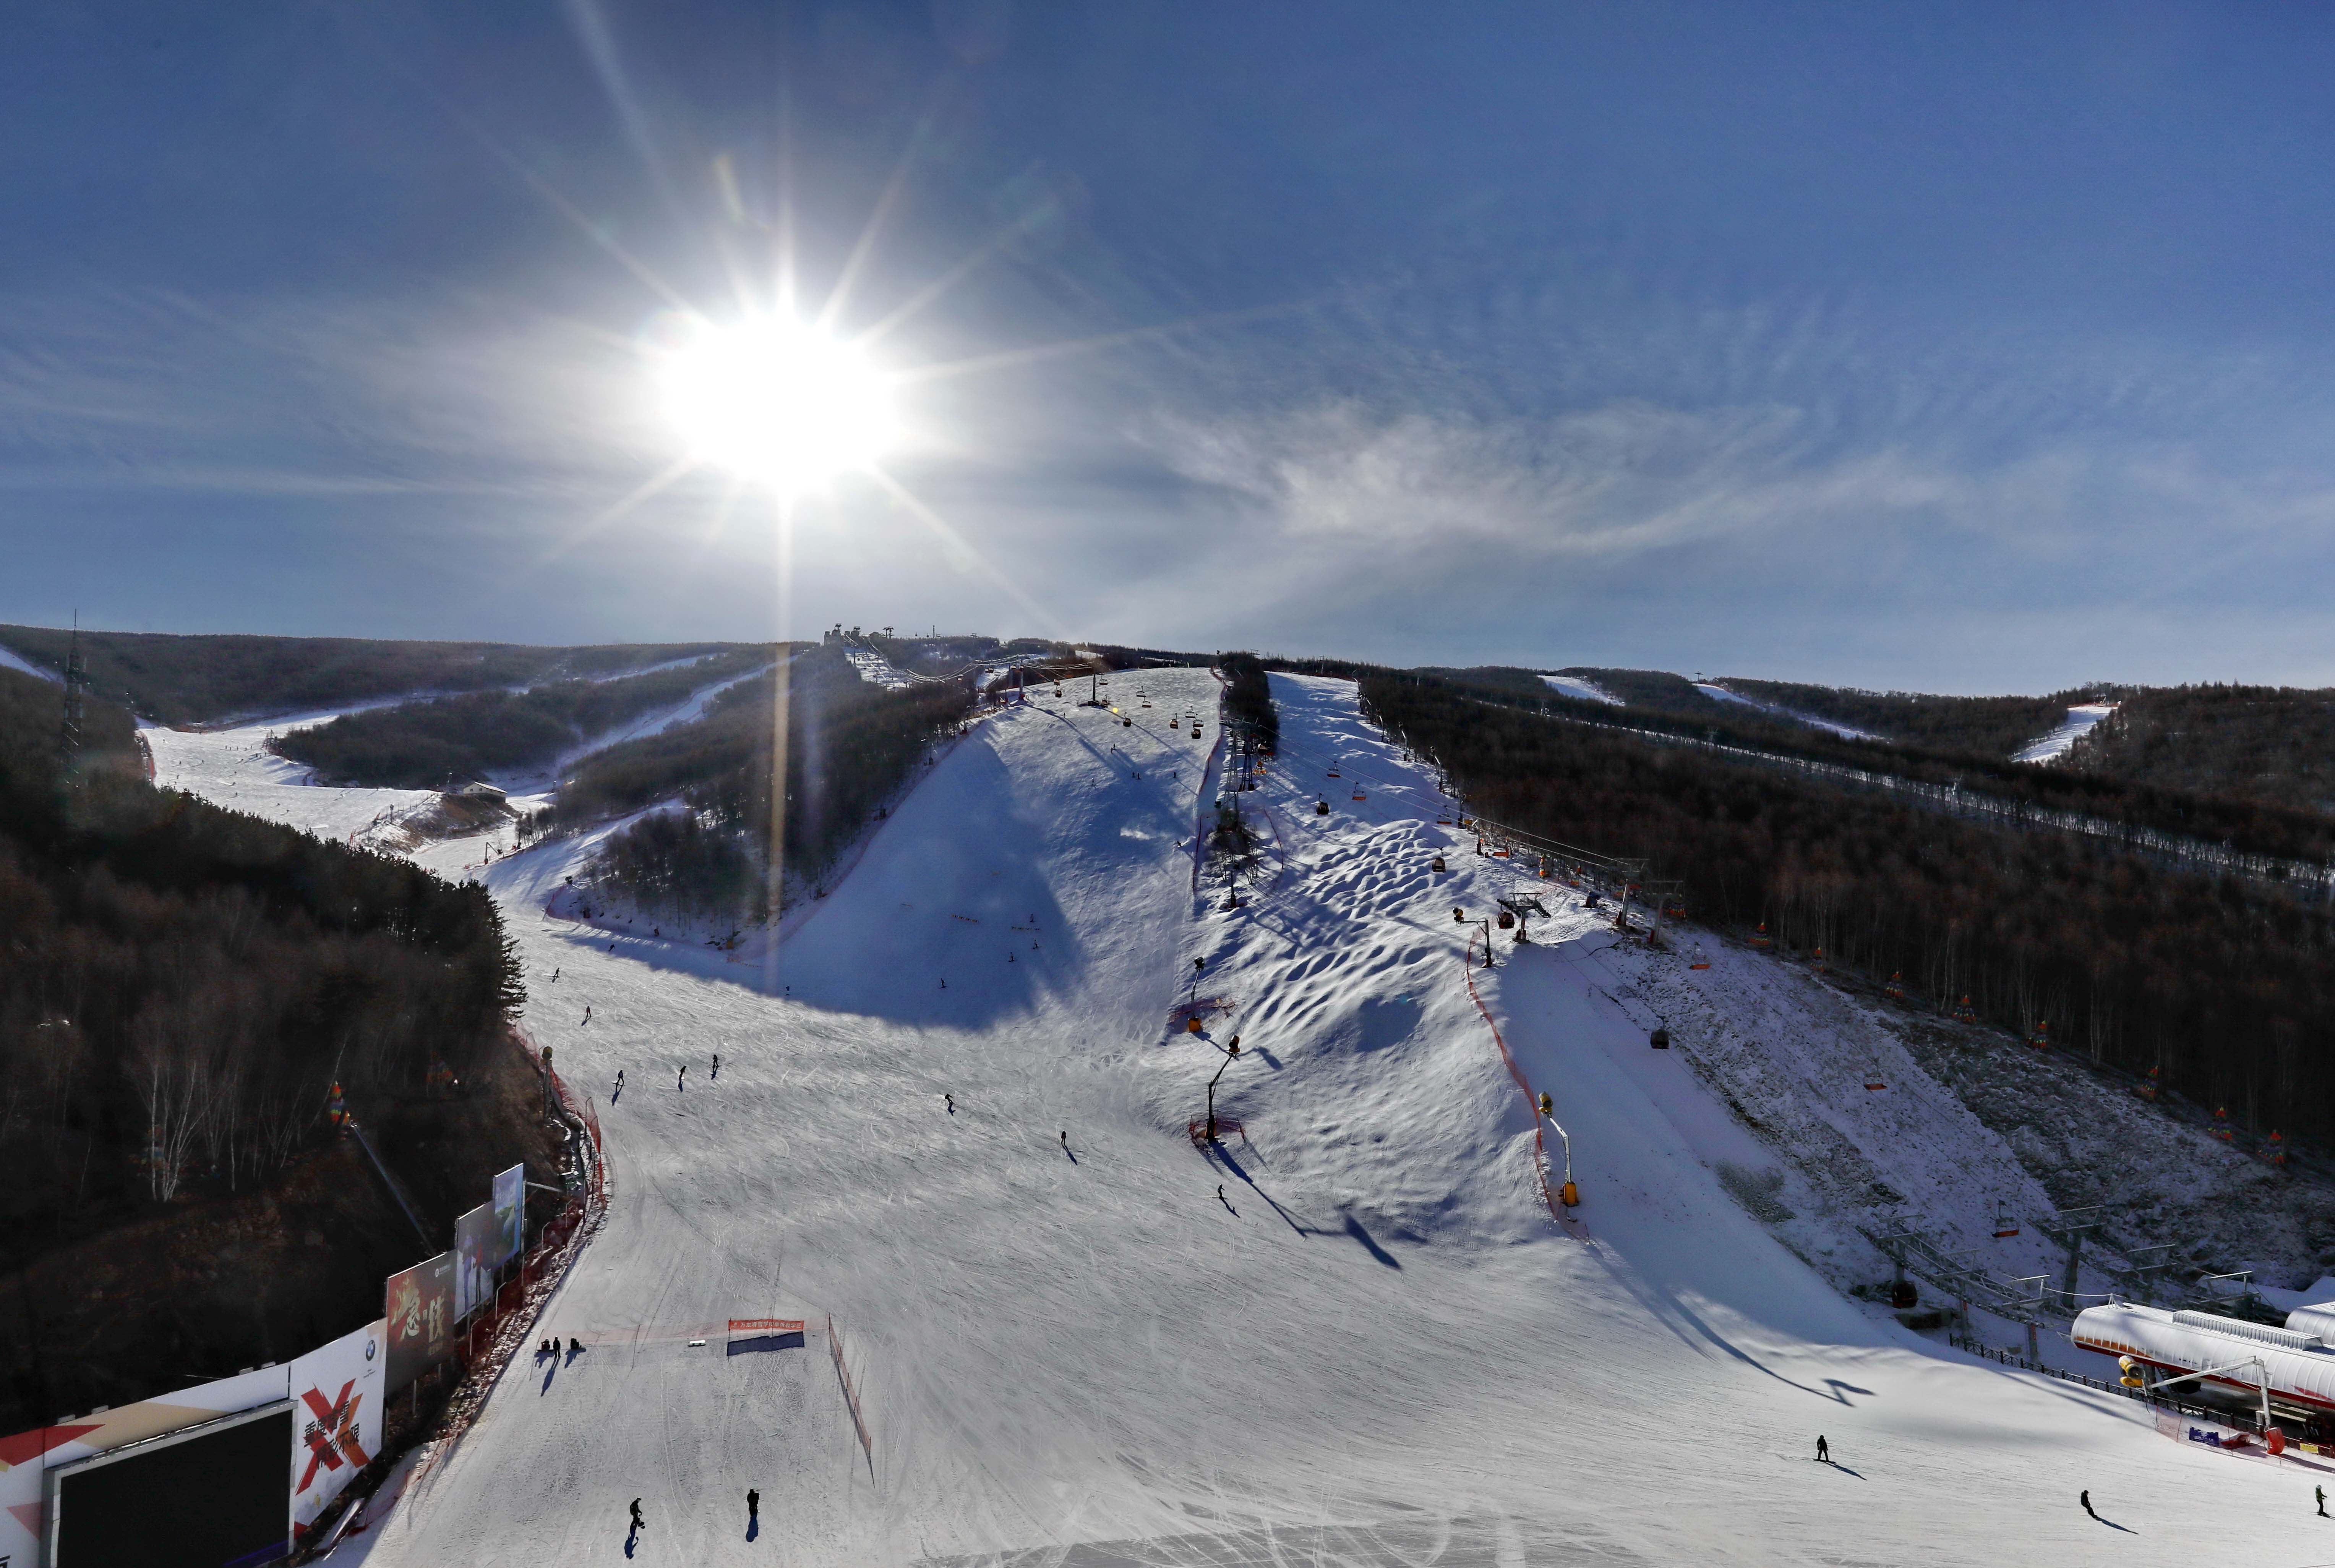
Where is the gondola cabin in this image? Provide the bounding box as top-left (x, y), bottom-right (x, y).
top-left (1649, 1027), bottom-right (1670, 1050)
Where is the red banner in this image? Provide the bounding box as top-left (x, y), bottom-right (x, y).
top-left (728, 1319), bottom-right (804, 1333)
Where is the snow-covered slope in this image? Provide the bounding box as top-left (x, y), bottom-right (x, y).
top-left (0, 643), bottom-right (60, 683)
top-left (1697, 681), bottom-right (1882, 740)
top-left (2016, 703), bottom-right (2117, 763)
top-left (144, 713), bottom-right (443, 847)
top-left (148, 667), bottom-right (2320, 1566)
top-left (1539, 672), bottom-right (1622, 705)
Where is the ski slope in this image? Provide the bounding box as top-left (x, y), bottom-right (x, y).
top-left (1539, 672), bottom-right (1622, 705)
top-left (149, 670), bottom-right (2329, 1565)
top-left (2016, 703), bottom-right (2118, 763)
top-left (1696, 682), bottom-right (1883, 740)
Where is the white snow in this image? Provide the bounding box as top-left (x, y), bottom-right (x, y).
top-left (1697, 682), bottom-right (1883, 740)
top-left (0, 642), bottom-right (60, 683)
top-left (1538, 672), bottom-right (1622, 705)
top-left (494, 661), bottom-right (777, 792)
top-left (145, 713), bottom-right (444, 848)
top-left (145, 666), bottom-right (2317, 1566)
top-left (2016, 703), bottom-right (2118, 764)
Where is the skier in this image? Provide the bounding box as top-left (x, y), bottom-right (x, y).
top-left (551, 967), bottom-right (560, 982)
top-left (678, 1063), bottom-right (688, 1091)
top-left (2080, 1490), bottom-right (2096, 1520)
top-left (1815, 1435), bottom-right (1829, 1463)
top-left (1060, 1130), bottom-right (1070, 1152)
top-left (629, 1498), bottom-right (644, 1531)
top-left (945, 1094), bottom-right (955, 1113)
top-left (583, 1006), bottom-right (592, 1024)
top-left (2318, 1485), bottom-right (2327, 1518)
top-left (748, 1487), bottom-right (759, 1525)
top-left (711, 1053), bottom-right (720, 1082)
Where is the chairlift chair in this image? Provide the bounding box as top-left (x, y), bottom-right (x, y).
top-left (1864, 1062), bottom-right (1887, 1091)
top-left (1993, 1205), bottom-right (2020, 1238)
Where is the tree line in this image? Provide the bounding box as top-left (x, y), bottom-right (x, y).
top-left (0, 668), bottom-right (522, 1263)
top-left (271, 648), bottom-right (774, 788)
top-left (545, 646), bottom-right (976, 920)
top-left (2068, 684), bottom-right (2335, 818)
top-left (1218, 652), bottom-right (1279, 752)
top-left (0, 624), bottom-right (746, 727)
top-left (1357, 668), bottom-right (2335, 1144)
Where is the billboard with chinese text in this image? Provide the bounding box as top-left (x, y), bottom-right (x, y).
top-left (384, 1252), bottom-right (454, 1391)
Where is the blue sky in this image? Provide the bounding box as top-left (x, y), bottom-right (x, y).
top-left (4, 2), bottom-right (2334, 691)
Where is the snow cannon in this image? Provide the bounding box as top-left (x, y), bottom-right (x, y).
top-left (2118, 1355), bottom-right (2145, 1389)
top-left (1187, 1018), bottom-right (1203, 1035)
top-left (1430, 855), bottom-right (1445, 873)
top-left (1539, 1092), bottom-right (1552, 1116)
top-left (1649, 1027), bottom-right (1670, 1050)
top-left (1497, 910), bottom-right (1515, 930)
top-left (1453, 907), bottom-right (1467, 923)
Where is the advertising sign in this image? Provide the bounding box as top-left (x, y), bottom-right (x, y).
top-left (384, 1252), bottom-right (455, 1391)
top-left (491, 1163), bottom-right (524, 1268)
top-left (454, 1202), bottom-right (499, 1321)
top-left (726, 1318), bottom-right (807, 1356)
top-left (289, 1318), bottom-right (385, 1540)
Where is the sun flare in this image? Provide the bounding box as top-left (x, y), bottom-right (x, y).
top-left (654, 316), bottom-right (898, 493)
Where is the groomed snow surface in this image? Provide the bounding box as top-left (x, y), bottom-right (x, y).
top-left (2016, 703), bottom-right (2118, 764)
top-left (1537, 672), bottom-right (1622, 705)
top-left (149, 670), bottom-right (2326, 1565)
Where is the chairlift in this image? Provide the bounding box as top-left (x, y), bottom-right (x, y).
top-left (1351, 789), bottom-right (1366, 802)
top-left (1993, 1205), bottom-right (2020, 1239)
top-left (1328, 764), bottom-right (1341, 778)
top-left (1864, 1061), bottom-right (1887, 1091)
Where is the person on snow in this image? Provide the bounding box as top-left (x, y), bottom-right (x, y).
top-left (1060, 1130), bottom-right (1070, 1152)
top-left (945, 1094), bottom-right (955, 1113)
top-left (629, 1499), bottom-right (645, 1531)
top-left (582, 1006), bottom-right (592, 1024)
top-left (677, 1063), bottom-right (688, 1090)
top-left (568, 1336), bottom-right (583, 1357)
top-left (551, 967), bottom-right (560, 982)
top-left (2319, 1484), bottom-right (2328, 1518)
top-left (746, 1489), bottom-right (759, 1523)
top-left (1815, 1435), bottom-right (1829, 1463)
top-left (711, 1053), bottom-right (720, 1081)
top-left (2080, 1490), bottom-right (2096, 1520)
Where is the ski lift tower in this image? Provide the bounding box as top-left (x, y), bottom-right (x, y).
top-left (2036, 1206), bottom-right (2108, 1313)
top-left (55, 615), bottom-right (88, 773)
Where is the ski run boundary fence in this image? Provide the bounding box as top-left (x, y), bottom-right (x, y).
top-left (828, 1314), bottom-right (874, 1477)
top-left (1458, 945), bottom-right (1569, 1230)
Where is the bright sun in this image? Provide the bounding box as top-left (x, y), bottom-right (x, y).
top-left (656, 316), bottom-right (899, 493)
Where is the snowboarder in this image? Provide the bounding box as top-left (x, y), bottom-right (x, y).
top-left (678, 1063), bottom-right (688, 1090)
top-left (940, 978), bottom-right (947, 989)
top-left (551, 967), bottom-right (560, 982)
top-left (629, 1498), bottom-right (644, 1530)
top-left (1815, 1435), bottom-right (1829, 1463)
top-left (945, 1094), bottom-right (955, 1113)
top-left (711, 1053), bottom-right (720, 1081)
top-left (2080, 1490), bottom-right (2096, 1520)
top-left (582, 1006), bottom-right (592, 1024)
top-left (1060, 1130), bottom-right (1069, 1151)
top-left (747, 1488), bottom-right (759, 1524)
